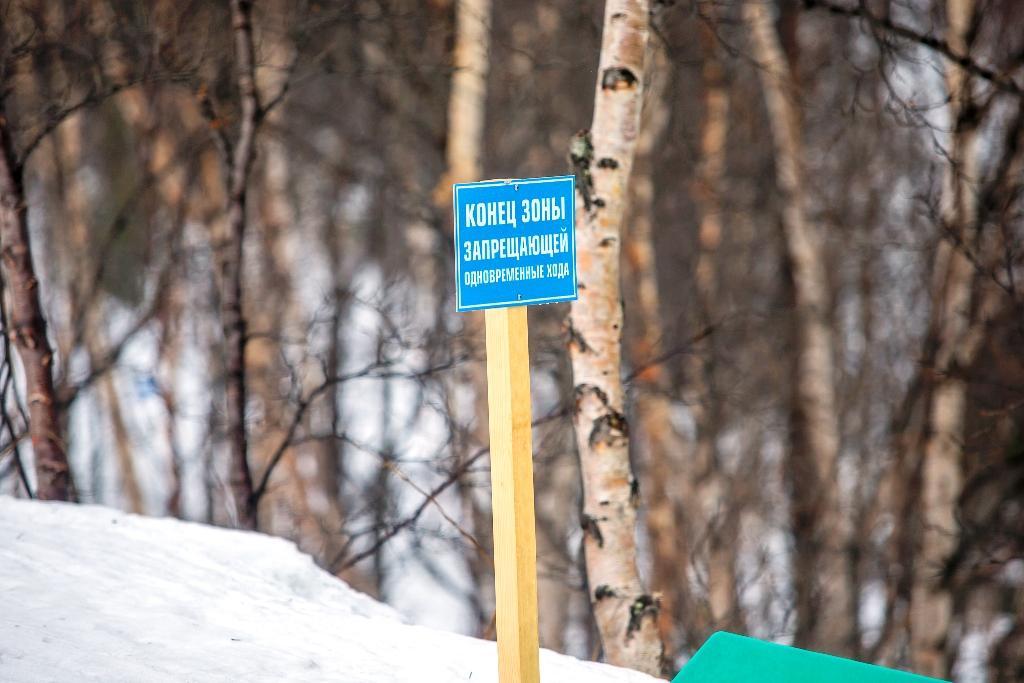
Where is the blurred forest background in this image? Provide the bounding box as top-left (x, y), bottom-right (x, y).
top-left (1, 0), bottom-right (1023, 680)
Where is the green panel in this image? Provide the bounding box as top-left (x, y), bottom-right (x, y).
top-left (672, 632), bottom-right (947, 683)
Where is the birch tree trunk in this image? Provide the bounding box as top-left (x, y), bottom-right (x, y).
top-left (909, 0), bottom-right (979, 676)
top-left (439, 0), bottom-right (490, 194)
top-left (0, 111), bottom-right (72, 501)
top-left (440, 0), bottom-right (491, 445)
top-left (567, 0), bottom-right (662, 673)
top-left (438, 0), bottom-right (495, 638)
top-left (222, 0), bottom-right (260, 530)
top-left (744, 0), bottom-right (853, 656)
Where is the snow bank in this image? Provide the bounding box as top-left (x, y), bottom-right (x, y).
top-left (0, 498), bottom-right (657, 683)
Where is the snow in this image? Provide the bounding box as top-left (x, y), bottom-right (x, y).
top-left (0, 497), bottom-right (657, 683)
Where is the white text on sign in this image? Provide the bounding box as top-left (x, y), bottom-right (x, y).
top-left (464, 196), bottom-right (568, 228)
top-left (462, 233), bottom-right (569, 262)
top-left (463, 263), bottom-right (572, 287)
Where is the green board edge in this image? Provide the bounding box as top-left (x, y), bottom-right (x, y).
top-left (671, 632), bottom-right (947, 683)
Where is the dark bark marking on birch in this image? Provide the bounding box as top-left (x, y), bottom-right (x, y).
top-left (630, 478), bottom-right (641, 508)
top-left (563, 317), bottom-right (592, 354)
top-left (626, 594), bottom-right (659, 637)
top-left (589, 409), bottom-right (629, 448)
top-left (601, 67), bottom-right (638, 91)
top-left (574, 383), bottom-right (609, 409)
top-left (569, 130), bottom-right (595, 210)
top-left (582, 513), bottom-right (605, 548)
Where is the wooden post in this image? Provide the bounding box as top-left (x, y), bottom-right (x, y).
top-left (485, 305), bottom-right (540, 683)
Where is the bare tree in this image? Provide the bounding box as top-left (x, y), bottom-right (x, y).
top-left (0, 119), bottom-right (71, 501)
top-left (436, 0), bottom-right (495, 637)
top-left (909, 0), bottom-right (984, 676)
top-left (216, 0), bottom-right (262, 530)
top-left (743, 0), bottom-right (853, 656)
top-left (436, 0), bottom-right (491, 196)
top-left (567, 0), bottom-right (663, 673)
top-left (685, 18), bottom-right (741, 638)
top-left (2, 1), bottom-right (1023, 676)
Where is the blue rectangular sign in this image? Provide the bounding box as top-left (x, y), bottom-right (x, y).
top-left (454, 175), bottom-right (577, 312)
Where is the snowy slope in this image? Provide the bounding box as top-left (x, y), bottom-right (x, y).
top-left (0, 498), bottom-right (657, 683)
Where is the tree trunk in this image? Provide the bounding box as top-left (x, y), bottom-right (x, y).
top-left (0, 111), bottom-right (72, 502)
top-left (246, 129), bottom-right (299, 535)
top-left (158, 316), bottom-right (184, 519)
top-left (87, 323), bottom-right (145, 515)
top-left (222, 0), bottom-right (260, 530)
top-left (117, 84), bottom-right (193, 518)
top-left (243, 0), bottom-right (311, 540)
top-left (909, 0), bottom-right (979, 676)
top-left (567, 0), bottom-right (662, 674)
top-left (743, 0), bottom-right (853, 656)
top-left (687, 22), bottom-right (741, 637)
top-left (438, 0), bottom-right (495, 638)
top-left (436, 0), bottom-right (491, 198)
top-left (622, 38), bottom-right (688, 661)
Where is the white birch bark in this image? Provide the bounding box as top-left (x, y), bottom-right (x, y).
top-left (568, 0), bottom-right (662, 673)
top-left (744, 0), bottom-right (854, 655)
top-left (910, 1), bottom-right (979, 676)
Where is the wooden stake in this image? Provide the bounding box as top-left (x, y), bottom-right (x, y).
top-left (485, 305), bottom-right (540, 683)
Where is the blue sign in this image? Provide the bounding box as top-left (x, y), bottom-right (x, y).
top-left (454, 176), bottom-right (577, 312)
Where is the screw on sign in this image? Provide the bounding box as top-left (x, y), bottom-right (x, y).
top-left (673, 632), bottom-right (948, 683)
top-left (453, 176), bottom-right (576, 683)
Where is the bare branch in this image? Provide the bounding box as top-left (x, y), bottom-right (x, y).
top-left (249, 357), bottom-right (466, 508)
top-left (804, 0), bottom-right (1024, 98)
